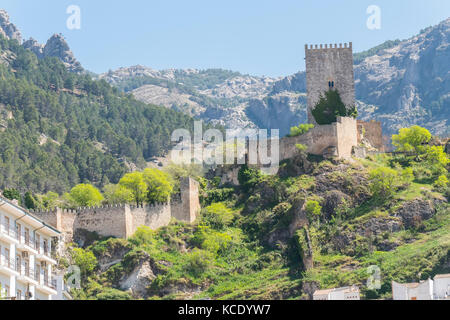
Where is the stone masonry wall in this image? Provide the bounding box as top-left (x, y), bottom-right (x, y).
top-left (279, 116), bottom-right (357, 161)
top-left (33, 178), bottom-right (200, 241)
top-left (305, 43), bottom-right (355, 124)
top-left (357, 120), bottom-right (384, 151)
top-left (129, 203), bottom-right (172, 235)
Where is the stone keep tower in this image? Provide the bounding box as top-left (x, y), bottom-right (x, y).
top-left (305, 43), bottom-right (355, 124)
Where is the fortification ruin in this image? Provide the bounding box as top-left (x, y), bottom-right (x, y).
top-left (32, 177), bottom-right (201, 242)
top-left (210, 41), bottom-right (384, 184)
top-left (305, 43), bottom-right (355, 124)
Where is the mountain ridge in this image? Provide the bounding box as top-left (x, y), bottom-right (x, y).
top-left (100, 17), bottom-right (450, 137)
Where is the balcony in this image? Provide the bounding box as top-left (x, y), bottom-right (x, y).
top-left (0, 257), bottom-right (19, 276)
top-left (0, 224), bottom-right (18, 244)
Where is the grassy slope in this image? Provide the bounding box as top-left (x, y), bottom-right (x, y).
top-left (69, 155), bottom-right (449, 300)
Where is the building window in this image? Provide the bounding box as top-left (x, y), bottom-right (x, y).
top-left (4, 217), bottom-right (10, 235)
top-left (16, 289), bottom-right (22, 300)
top-left (328, 81), bottom-right (335, 89)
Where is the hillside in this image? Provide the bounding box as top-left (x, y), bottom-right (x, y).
top-left (0, 32), bottom-right (195, 194)
top-left (101, 18), bottom-right (450, 137)
top-left (66, 144), bottom-right (450, 300)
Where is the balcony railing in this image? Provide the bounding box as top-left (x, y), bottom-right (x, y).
top-left (43, 275), bottom-right (57, 290)
top-left (0, 257), bottom-right (16, 271)
top-left (1, 223), bottom-right (16, 239)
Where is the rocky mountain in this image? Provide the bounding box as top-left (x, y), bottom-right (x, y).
top-left (0, 9), bottom-right (83, 73)
top-left (355, 18), bottom-right (450, 136)
top-left (0, 9), bottom-right (21, 43)
top-left (101, 18), bottom-right (450, 137)
top-left (23, 33), bottom-right (84, 73)
top-left (100, 66), bottom-right (306, 136)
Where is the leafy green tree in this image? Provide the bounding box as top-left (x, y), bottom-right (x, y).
top-left (71, 248), bottom-right (98, 279)
top-left (238, 165), bottom-right (262, 193)
top-left (24, 191), bottom-right (37, 209)
top-left (69, 184), bottom-right (104, 207)
top-left (392, 126), bottom-right (432, 154)
top-left (312, 89), bottom-right (356, 125)
top-left (2, 188), bottom-right (20, 201)
top-left (142, 168), bottom-right (174, 204)
top-left (103, 184), bottom-right (134, 205)
top-left (119, 172), bottom-right (148, 206)
top-left (163, 163), bottom-right (204, 191)
top-left (38, 191), bottom-right (60, 210)
top-left (369, 167), bottom-right (399, 199)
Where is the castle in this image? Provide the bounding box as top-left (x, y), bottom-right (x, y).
top-left (280, 42), bottom-right (383, 160)
top-left (34, 42), bottom-right (384, 242)
top-left (32, 177), bottom-right (200, 243)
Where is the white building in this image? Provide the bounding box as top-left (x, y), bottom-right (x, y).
top-left (313, 286), bottom-right (360, 300)
top-left (433, 274), bottom-right (450, 300)
top-left (0, 197), bottom-right (61, 300)
top-left (392, 279), bottom-right (434, 300)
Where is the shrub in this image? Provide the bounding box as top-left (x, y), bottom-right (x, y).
top-left (184, 249), bottom-right (213, 277)
top-left (369, 167), bottom-right (399, 199)
top-left (296, 144), bottom-right (308, 153)
top-left (289, 124), bottom-right (315, 137)
top-left (96, 288), bottom-right (132, 300)
top-left (129, 226), bottom-right (156, 246)
top-left (238, 165), bottom-right (262, 192)
top-left (433, 175), bottom-right (449, 193)
top-left (305, 200), bottom-right (322, 219)
top-left (71, 248), bottom-right (98, 278)
top-left (205, 188), bottom-right (234, 205)
top-left (201, 203), bottom-right (235, 230)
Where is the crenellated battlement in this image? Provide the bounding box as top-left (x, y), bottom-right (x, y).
top-left (305, 42), bottom-right (352, 51)
top-left (32, 177), bottom-right (201, 243)
top-left (305, 41), bottom-right (356, 124)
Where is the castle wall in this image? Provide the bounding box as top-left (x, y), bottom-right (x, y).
top-left (357, 120), bottom-right (384, 151)
top-left (130, 203), bottom-right (172, 235)
top-left (33, 177), bottom-right (201, 242)
top-left (336, 117), bottom-right (358, 159)
top-left (305, 43), bottom-right (355, 124)
top-left (74, 206), bottom-right (129, 239)
top-left (279, 117), bottom-right (357, 160)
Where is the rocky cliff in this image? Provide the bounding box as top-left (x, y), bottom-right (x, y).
top-left (0, 9), bottom-right (21, 43)
top-left (1, 10), bottom-right (83, 73)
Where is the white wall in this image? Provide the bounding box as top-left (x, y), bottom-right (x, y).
top-left (434, 277), bottom-right (450, 300)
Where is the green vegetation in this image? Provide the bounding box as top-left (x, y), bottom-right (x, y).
top-left (288, 123), bottom-right (314, 137)
top-left (0, 34), bottom-right (196, 195)
top-left (66, 184), bottom-right (104, 207)
top-left (311, 90), bottom-right (357, 125)
top-left (353, 39), bottom-right (402, 64)
top-left (392, 125), bottom-right (432, 154)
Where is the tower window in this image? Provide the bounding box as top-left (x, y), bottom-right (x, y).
top-left (328, 81), bottom-right (335, 89)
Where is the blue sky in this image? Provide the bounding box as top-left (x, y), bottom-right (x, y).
top-left (2, 0), bottom-right (449, 77)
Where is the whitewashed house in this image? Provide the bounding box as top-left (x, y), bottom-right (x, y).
top-left (392, 279), bottom-right (434, 300)
top-left (433, 274), bottom-right (450, 300)
top-left (313, 286), bottom-right (360, 300)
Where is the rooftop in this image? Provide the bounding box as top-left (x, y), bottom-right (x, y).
top-left (0, 196), bottom-right (61, 236)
